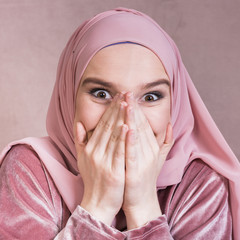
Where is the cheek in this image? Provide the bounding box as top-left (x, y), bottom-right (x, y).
top-left (142, 104), bottom-right (171, 139)
top-left (75, 97), bottom-right (106, 132)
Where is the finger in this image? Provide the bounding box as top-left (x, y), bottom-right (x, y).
top-left (126, 129), bottom-right (143, 187)
top-left (125, 92), bottom-right (136, 131)
top-left (133, 108), bottom-right (152, 161)
top-left (74, 121), bottom-right (87, 152)
top-left (87, 94), bottom-right (122, 150)
top-left (126, 93), bottom-right (159, 156)
top-left (112, 124), bottom-right (128, 172)
top-left (74, 122), bottom-right (87, 164)
top-left (125, 92), bottom-right (158, 162)
top-left (105, 101), bottom-right (127, 155)
top-left (134, 103), bottom-right (159, 153)
top-left (125, 92), bottom-right (153, 148)
top-left (164, 122), bottom-right (174, 145)
top-left (125, 95), bottom-right (145, 166)
top-left (160, 122), bottom-right (174, 157)
top-left (126, 130), bottom-right (138, 175)
top-left (125, 91), bottom-right (134, 106)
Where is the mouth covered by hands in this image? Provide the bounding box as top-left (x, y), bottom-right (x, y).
top-left (74, 92), bottom-right (174, 228)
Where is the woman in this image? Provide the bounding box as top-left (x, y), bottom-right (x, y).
top-left (0, 7), bottom-right (239, 239)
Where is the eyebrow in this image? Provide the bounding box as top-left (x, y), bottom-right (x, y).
top-left (143, 79), bottom-right (170, 89)
top-left (82, 78), bottom-right (114, 88)
top-left (81, 77), bottom-right (170, 89)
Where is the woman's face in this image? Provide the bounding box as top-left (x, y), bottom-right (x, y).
top-left (74, 44), bottom-right (171, 143)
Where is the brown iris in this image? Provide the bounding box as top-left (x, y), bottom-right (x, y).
top-left (144, 95), bottom-right (155, 101)
top-left (97, 91), bottom-right (107, 98)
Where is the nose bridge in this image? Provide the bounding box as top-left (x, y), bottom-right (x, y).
top-left (115, 64), bottom-right (143, 94)
top-left (117, 78), bottom-right (137, 94)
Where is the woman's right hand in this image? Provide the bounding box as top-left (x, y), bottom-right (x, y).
top-left (74, 94), bottom-right (128, 225)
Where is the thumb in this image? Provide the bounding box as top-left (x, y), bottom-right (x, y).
top-left (74, 121), bottom-right (87, 147)
top-left (164, 122), bottom-right (174, 145)
top-left (160, 122), bottom-right (174, 156)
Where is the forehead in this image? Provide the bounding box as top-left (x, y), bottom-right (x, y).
top-left (81, 43), bottom-right (169, 86)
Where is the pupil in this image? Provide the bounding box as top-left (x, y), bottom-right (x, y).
top-left (145, 95), bottom-right (153, 101)
top-left (98, 91), bottom-right (106, 98)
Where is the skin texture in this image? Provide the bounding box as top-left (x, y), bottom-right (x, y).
top-left (73, 44), bottom-right (173, 229)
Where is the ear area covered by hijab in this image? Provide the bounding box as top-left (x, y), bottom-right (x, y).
top-left (0, 7), bottom-right (239, 239)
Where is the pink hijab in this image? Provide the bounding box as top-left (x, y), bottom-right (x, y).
top-left (1, 8), bottom-right (240, 239)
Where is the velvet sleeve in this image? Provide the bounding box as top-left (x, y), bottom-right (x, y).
top-left (0, 145), bottom-right (232, 239)
top-left (123, 160), bottom-right (232, 239)
top-left (0, 145), bottom-right (126, 239)
top-left (157, 160), bottom-right (232, 239)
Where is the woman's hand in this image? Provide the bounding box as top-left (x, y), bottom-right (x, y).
top-left (123, 92), bottom-right (174, 230)
top-left (74, 94), bottom-right (128, 226)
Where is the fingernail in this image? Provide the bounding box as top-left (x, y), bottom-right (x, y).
top-left (120, 101), bottom-right (127, 108)
top-left (120, 102), bottom-right (124, 110)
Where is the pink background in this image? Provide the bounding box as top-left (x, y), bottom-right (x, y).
top-left (0, 0), bottom-right (239, 160)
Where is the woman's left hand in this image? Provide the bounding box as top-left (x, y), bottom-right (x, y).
top-left (122, 93), bottom-right (174, 230)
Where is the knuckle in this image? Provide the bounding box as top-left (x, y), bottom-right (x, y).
top-left (84, 150), bottom-right (100, 168)
top-left (115, 150), bottom-right (124, 160)
top-left (84, 144), bottom-right (92, 156)
top-left (127, 153), bottom-right (136, 162)
top-left (92, 151), bottom-right (100, 163)
top-left (134, 133), bottom-right (140, 143)
top-left (103, 121), bottom-right (112, 132)
top-left (84, 145), bottom-right (91, 156)
top-left (119, 136), bottom-right (125, 142)
top-left (109, 172), bottom-right (124, 186)
top-left (110, 132), bottom-right (119, 142)
top-left (98, 119), bottom-right (105, 127)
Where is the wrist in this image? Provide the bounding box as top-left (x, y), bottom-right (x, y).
top-left (124, 199), bottom-right (162, 230)
top-left (80, 200), bottom-right (116, 226)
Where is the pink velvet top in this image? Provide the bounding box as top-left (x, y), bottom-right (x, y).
top-left (0, 144), bottom-right (232, 239)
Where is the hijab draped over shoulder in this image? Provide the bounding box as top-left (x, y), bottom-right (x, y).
top-left (1, 8), bottom-right (240, 239)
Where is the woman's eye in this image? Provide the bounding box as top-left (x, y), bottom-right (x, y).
top-left (142, 92), bottom-right (163, 102)
top-left (91, 89), bottom-right (112, 99)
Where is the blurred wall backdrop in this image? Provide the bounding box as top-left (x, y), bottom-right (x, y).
top-left (0, 0), bottom-right (239, 159)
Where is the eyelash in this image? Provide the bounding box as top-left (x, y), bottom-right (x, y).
top-left (88, 88), bottom-right (164, 102)
top-left (89, 88), bottom-right (112, 100)
top-left (142, 91), bottom-right (164, 102)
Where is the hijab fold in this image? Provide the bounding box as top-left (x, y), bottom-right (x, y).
top-left (1, 8), bottom-right (239, 239)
